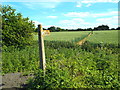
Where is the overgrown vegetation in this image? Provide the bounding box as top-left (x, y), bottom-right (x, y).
top-left (2, 41), bottom-right (119, 89)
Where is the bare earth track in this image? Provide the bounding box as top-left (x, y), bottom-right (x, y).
top-left (77, 32), bottom-right (93, 45)
top-left (1, 72), bottom-right (34, 90)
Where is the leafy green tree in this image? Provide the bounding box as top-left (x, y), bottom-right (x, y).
top-left (48, 26), bottom-right (56, 32)
top-left (2, 5), bottom-right (35, 47)
top-left (56, 27), bottom-right (62, 32)
top-left (86, 28), bottom-right (92, 31)
top-left (111, 28), bottom-right (115, 30)
top-left (97, 25), bottom-right (109, 30)
top-left (116, 27), bottom-right (120, 30)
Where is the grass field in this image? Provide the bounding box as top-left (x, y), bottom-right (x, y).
top-left (34, 31), bottom-right (91, 42)
top-left (87, 30), bottom-right (118, 45)
top-left (34, 30), bottom-right (118, 45)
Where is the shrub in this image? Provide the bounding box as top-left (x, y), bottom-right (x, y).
top-left (2, 5), bottom-right (35, 48)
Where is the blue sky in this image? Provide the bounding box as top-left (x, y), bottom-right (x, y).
top-left (2, 0), bottom-right (119, 29)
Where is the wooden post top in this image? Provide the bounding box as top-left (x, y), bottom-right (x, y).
top-left (38, 24), bottom-right (42, 26)
top-left (38, 24), bottom-right (43, 32)
top-left (38, 24), bottom-right (42, 28)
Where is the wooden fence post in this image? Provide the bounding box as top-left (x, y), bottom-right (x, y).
top-left (38, 24), bottom-right (46, 75)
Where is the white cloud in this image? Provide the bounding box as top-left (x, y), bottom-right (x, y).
top-left (76, 0), bottom-right (118, 8)
top-left (47, 16), bottom-right (58, 19)
top-left (39, 2), bottom-right (59, 8)
top-left (64, 11), bottom-right (118, 18)
top-left (95, 16), bottom-right (117, 27)
top-left (58, 15), bottom-right (118, 29)
top-left (96, 16), bottom-right (118, 24)
top-left (92, 11), bottom-right (118, 17)
top-left (81, 0), bottom-right (119, 3)
top-left (22, 2), bottom-right (59, 9)
top-left (59, 18), bottom-right (91, 29)
top-left (2, 0), bottom-right (119, 2)
top-left (76, 4), bottom-right (82, 7)
top-left (76, 2), bottom-right (82, 7)
top-left (86, 4), bottom-right (91, 7)
top-left (2, 0), bottom-right (64, 2)
top-left (61, 11), bottom-right (118, 28)
top-left (63, 12), bottom-right (90, 17)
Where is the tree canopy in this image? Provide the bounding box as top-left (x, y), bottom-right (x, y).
top-left (41, 25), bottom-right (118, 32)
top-left (2, 5), bottom-right (35, 47)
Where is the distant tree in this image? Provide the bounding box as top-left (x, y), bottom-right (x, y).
top-left (97, 25), bottom-right (109, 30)
top-left (111, 28), bottom-right (115, 30)
top-left (86, 28), bottom-right (92, 31)
top-left (65, 29), bottom-right (68, 31)
top-left (47, 26), bottom-right (65, 32)
top-left (2, 5), bottom-right (35, 47)
top-left (48, 26), bottom-right (56, 32)
top-left (93, 27), bottom-right (98, 30)
top-left (77, 28), bottom-right (83, 31)
top-left (116, 27), bottom-right (120, 30)
top-left (56, 27), bottom-right (62, 32)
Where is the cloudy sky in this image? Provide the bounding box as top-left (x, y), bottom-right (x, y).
top-left (2, 0), bottom-right (119, 29)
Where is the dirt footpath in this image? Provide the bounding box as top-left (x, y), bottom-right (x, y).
top-left (77, 32), bottom-right (93, 45)
top-left (1, 72), bottom-right (34, 90)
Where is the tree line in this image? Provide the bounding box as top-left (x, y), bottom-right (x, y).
top-left (39, 25), bottom-right (120, 32)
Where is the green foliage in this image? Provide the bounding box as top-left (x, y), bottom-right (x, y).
top-left (3, 40), bottom-right (119, 88)
top-left (47, 26), bottom-right (65, 32)
top-left (2, 42), bottom-right (39, 73)
top-left (2, 5), bottom-right (35, 47)
top-left (26, 41), bottom-right (119, 89)
top-left (94, 25), bottom-right (109, 30)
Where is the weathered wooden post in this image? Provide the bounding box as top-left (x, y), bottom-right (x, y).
top-left (38, 24), bottom-right (46, 75)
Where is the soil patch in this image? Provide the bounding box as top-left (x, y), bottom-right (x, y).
top-left (1, 72), bottom-right (34, 90)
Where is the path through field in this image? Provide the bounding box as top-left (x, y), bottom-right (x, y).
top-left (77, 32), bottom-right (93, 45)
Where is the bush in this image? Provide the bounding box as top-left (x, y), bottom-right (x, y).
top-left (2, 5), bottom-right (35, 48)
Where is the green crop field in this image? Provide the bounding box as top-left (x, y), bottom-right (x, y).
top-left (87, 30), bottom-right (118, 45)
top-left (34, 31), bottom-right (91, 42)
top-left (34, 30), bottom-right (118, 45)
